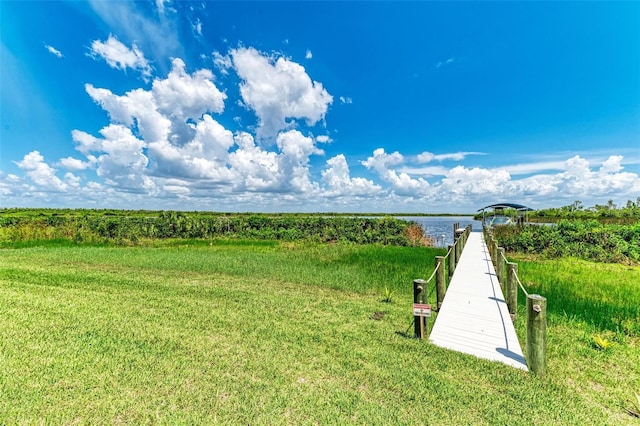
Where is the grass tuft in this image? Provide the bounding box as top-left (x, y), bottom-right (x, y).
top-left (624, 392), bottom-right (640, 418)
top-left (592, 335), bottom-right (616, 351)
top-left (382, 287), bottom-right (395, 303)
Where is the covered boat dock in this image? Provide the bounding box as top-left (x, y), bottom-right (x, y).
top-left (478, 202), bottom-right (534, 226)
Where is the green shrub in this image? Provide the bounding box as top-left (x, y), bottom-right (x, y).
top-left (0, 209), bottom-right (423, 247)
top-left (493, 220), bottom-right (640, 264)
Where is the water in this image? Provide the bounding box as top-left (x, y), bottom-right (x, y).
top-left (399, 216), bottom-right (482, 247)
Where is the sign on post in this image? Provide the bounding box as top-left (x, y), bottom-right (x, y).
top-left (413, 303), bottom-right (431, 317)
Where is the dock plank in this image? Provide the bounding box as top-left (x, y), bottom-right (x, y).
top-left (429, 232), bottom-right (528, 370)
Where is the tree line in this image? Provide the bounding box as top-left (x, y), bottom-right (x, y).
top-left (529, 198), bottom-right (640, 224)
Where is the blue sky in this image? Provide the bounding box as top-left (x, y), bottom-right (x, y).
top-left (1, 1), bottom-right (639, 213)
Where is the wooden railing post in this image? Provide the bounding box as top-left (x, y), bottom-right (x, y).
top-left (435, 256), bottom-right (446, 310)
top-left (454, 227), bottom-right (465, 261)
top-left (485, 234), bottom-right (490, 257)
top-left (453, 236), bottom-right (459, 265)
top-left (497, 247), bottom-right (505, 289)
top-left (413, 279), bottom-right (427, 339)
top-left (448, 244), bottom-right (456, 278)
top-left (490, 238), bottom-right (494, 264)
top-left (526, 294), bottom-right (547, 377)
top-left (506, 262), bottom-right (518, 321)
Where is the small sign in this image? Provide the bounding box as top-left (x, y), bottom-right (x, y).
top-left (413, 303), bottom-right (431, 317)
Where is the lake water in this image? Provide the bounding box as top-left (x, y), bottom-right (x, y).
top-left (399, 216), bottom-right (482, 247)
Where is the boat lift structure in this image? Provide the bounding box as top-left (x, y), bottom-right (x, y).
top-left (478, 203), bottom-right (534, 226)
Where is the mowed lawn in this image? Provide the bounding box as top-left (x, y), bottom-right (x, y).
top-left (1, 241), bottom-right (637, 424)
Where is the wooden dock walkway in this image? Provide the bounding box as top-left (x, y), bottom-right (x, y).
top-left (429, 232), bottom-right (528, 370)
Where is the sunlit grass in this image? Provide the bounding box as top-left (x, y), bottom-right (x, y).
top-left (1, 242), bottom-right (638, 424)
top-left (510, 254), bottom-right (640, 423)
top-left (512, 256), bottom-right (640, 336)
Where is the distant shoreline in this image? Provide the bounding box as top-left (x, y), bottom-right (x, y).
top-left (0, 208), bottom-right (475, 217)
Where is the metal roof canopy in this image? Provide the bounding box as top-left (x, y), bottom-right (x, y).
top-left (477, 203), bottom-right (534, 212)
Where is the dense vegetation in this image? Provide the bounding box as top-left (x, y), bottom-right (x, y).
top-left (1, 241), bottom-right (638, 424)
top-left (530, 199), bottom-right (640, 224)
top-left (474, 199), bottom-right (640, 224)
top-left (0, 209), bottom-right (427, 247)
top-left (493, 220), bottom-right (640, 264)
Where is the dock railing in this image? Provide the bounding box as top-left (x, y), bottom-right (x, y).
top-left (483, 225), bottom-right (547, 376)
top-left (413, 223), bottom-right (472, 338)
top-left (413, 224), bottom-right (546, 375)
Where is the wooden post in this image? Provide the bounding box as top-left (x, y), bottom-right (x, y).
top-left (526, 294), bottom-right (547, 377)
top-left (448, 244), bottom-right (456, 278)
top-left (487, 235), bottom-right (493, 262)
top-left (506, 262), bottom-right (518, 321)
top-left (492, 239), bottom-right (498, 267)
top-left (486, 235), bottom-right (490, 259)
top-left (497, 247), bottom-right (505, 288)
top-left (453, 237), bottom-right (458, 266)
top-left (435, 256), bottom-right (446, 311)
top-left (413, 279), bottom-right (427, 339)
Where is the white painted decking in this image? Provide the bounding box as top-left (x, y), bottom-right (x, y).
top-left (429, 232), bottom-right (528, 371)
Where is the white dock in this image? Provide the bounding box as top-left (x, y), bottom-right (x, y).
top-left (429, 232), bottom-right (528, 370)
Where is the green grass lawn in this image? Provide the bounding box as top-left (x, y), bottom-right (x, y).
top-left (1, 241), bottom-right (638, 424)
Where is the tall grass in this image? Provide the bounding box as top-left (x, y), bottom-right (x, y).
top-left (512, 256), bottom-right (640, 336)
top-left (0, 209), bottom-right (423, 246)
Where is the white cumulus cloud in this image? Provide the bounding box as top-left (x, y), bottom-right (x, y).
top-left (147, 114), bottom-right (235, 181)
top-left (84, 58), bottom-right (226, 149)
top-left (275, 130), bottom-right (322, 193)
top-left (59, 157), bottom-right (93, 171)
top-left (600, 155), bottom-right (624, 173)
top-left (90, 34), bottom-right (152, 78)
top-left (72, 124), bottom-right (154, 192)
top-left (441, 166), bottom-right (511, 198)
top-left (554, 155), bottom-right (639, 197)
top-left (362, 148), bottom-right (430, 196)
top-left (228, 132), bottom-right (280, 191)
top-left (231, 47), bottom-right (333, 139)
top-left (322, 154), bottom-right (381, 197)
top-left (153, 58), bottom-right (226, 116)
top-left (14, 151), bottom-right (68, 192)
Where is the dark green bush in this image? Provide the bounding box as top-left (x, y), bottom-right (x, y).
top-left (493, 220), bottom-right (640, 263)
top-left (0, 209), bottom-right (425, 247)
